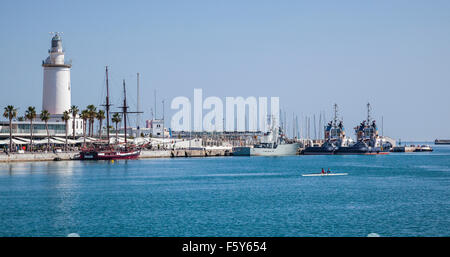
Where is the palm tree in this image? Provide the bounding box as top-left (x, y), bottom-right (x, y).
top-left (96, 110), bottom-right (105, 139)
top-left (86, 104), bottom-right (97, 137)
top-left (80, 110), bottom-right (89, 147)
top-left (70, 105), bottom-right (79, 140)
top-left (61, 110), bottom-right (70, 151)
top-left (25, 106), bottom-right (36, 151)
top-left (112, 113), bottom-right (122, 143)
top-left (3, 105), bottom-right (17, 152)
top-left (40, 110), bottom-right (50, 151)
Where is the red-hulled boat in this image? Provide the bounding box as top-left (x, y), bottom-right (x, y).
top-left (79, 66), bottom-right (141, 161)
top-left (79, 148), bottom-right (140, 160)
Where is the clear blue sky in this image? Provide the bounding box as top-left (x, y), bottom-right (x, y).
top-left (1, 0), bottom-right (449, 140)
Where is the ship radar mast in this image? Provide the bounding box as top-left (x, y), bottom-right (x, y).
top-left (366, 102), bottom-right (372, 124)
top-left (333, 103), bottom-right (339, 127)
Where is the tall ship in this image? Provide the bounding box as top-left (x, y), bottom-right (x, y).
top-left (335, 103), bottom-right (393, 155)
top-left (232, 117), bottom-right (300, 156)
top-left (79, 67), bottom-right (140, 160)
top-left (303, 104), bottom-right (353, 155)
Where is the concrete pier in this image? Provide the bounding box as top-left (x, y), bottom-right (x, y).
top-left (140, 149), bottom-right (231, 159)
top-left (0, 149), bottom-right (232, 162)
top-left (0, 152), bottom-right (78, 162)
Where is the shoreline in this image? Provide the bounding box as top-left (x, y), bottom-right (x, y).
top-left (0, 149), bottom-right (232, 163)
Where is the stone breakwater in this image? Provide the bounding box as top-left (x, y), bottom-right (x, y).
top-left (0, 149), bottom-right (232, 162)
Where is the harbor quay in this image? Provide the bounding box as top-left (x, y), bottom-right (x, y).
top-left (0, 148), bottom-right (232, 163)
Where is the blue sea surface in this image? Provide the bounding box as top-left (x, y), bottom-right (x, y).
top-left (0, 145), bottom-right (449, 237)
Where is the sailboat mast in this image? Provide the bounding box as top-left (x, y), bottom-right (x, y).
top-left (123, 80), bottom-right (128, 148)
top-left (105, 66), bottom-right (110, 145)
top-left (136, 72), bottom-right (140, 131)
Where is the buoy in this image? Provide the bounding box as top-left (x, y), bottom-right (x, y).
top-left (111, 160), bottom-right (114, 163)
top-left (67, 233), bottom-right (80, 237)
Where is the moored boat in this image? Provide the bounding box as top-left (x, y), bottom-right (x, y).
top-left (303, 104), bottom-right (353, 155)
top-left (414, 145), bottom-right (433, 152)
top-left (335, 103), bottom-right (392, 155)
top-left (79, 67), bottom-right (141, 161)
top-left (232, 116), bottom-right (300, 156)
top-left (79, 148), bottom-right (140, 160)
top-left (434, 139), bottom-right (450, 145)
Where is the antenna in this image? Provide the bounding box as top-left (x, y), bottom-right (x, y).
top-left (333, 103), bottom-right (338, 126)
top-left (49, 32), bottom-right (64, 38)
top-left (154, 89), bottom-right (157, 120)
top-left (367, 102), bottom-right (372, 123)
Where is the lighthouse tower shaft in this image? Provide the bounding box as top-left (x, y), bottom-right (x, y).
top-left (42, 33), bottom-right (71, 115)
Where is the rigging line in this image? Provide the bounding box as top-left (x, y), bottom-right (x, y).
top-left (98, 72), bottom-right (106, 109)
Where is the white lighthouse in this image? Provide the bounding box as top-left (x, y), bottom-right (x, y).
top-left (42, 33), bottom-right (71, 115)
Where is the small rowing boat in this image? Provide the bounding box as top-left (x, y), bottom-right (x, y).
top-left (302, 173), bottom-right (348, 177)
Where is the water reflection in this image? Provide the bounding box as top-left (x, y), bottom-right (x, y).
top-left (0, 161), bottom-right (76, 177)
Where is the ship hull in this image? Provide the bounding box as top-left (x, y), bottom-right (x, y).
top-left (251, 143), bottom-right (300, 156)
top-left (334, 146), bottom-right (388, 155)
top-left (232, 143), bottom-right (300, 156)
top-left (79, 150), bottom-right (140, 160)
top-left (232, 147), bottom-right (251, 156)
top-left (303, 144), bottom-right (336, 155)
top-left (303, 151), bottom-right (335, 155)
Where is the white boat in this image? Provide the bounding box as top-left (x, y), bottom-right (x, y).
top-left (232, 117), bottom-right (300, 156)
top-left (302, 173), bottom-right (348, 177)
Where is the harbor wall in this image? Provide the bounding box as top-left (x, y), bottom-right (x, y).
top-left (0, 152), bottom-right (77, 162)
top-left (0, 149), bottom-right (231, 162)
top-left (139, 149), bottom-right (231, 158)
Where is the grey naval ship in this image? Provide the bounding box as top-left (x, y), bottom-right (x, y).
top-left (232, 118), bottom-right (300, 156)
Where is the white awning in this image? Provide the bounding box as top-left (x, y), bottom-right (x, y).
top-left (32, 138), bottom-right (63, 144)
top-left (0, 138), bottom-right (29, 145)
top-left (52, 137), bottom-right (79, 144)
top-left (13, 137), bottom-right (31, 144)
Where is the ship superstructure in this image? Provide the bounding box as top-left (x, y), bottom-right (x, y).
top-left (232, 116), bottom-right (300, 156)
top-left (335, 103), bottom-right (393, 154)
top-left (303, 104), bottom-right (353, 155)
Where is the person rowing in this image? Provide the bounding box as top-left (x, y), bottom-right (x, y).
top-left (327, 168), bottom-right (331, 174)
top-left (321, 168), bottom-right (325, 174)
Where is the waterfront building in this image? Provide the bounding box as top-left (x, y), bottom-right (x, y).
top-left (0, 119), bottom-right (86, 140)
top-left (146, 119), bottom-right (169, 138)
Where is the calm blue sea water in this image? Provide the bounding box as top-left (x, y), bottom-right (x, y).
top-left (0, 145), bottom-right (449, 237)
